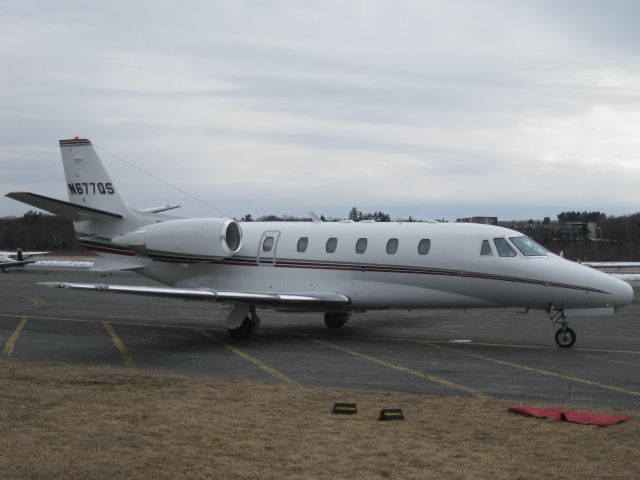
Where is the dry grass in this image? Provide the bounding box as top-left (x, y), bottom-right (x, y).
top-left (1, 359), bottom-right (638, 480)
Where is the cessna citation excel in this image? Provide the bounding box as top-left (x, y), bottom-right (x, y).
top-left (6, 138), bottom-right (634, 348)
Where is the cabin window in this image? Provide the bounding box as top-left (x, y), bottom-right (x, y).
top-left (509, 236), bottom-right (548, 257)
top-left (418, 239), bottom-right (431, 255)
top-left (386, 238), bottom-right (399, 255)
top-left (262, 236), bottom-right (274, 252)
top-left (480, 240), bottom-right (493, 256)
top-left (297, 237), bottom-right (309, 253)
top-left (355, 238), bottom-right (368, 254)
top-left (326, 237), bottom-right (338, 253)
top-left (493, 238), bottom-right (517, 257)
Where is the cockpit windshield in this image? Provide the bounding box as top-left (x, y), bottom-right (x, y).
top-left (493, 238), bottom-right (517, 257)
top-left (509, 236), bottom-right (548, 257)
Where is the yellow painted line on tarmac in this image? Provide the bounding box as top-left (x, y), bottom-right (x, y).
top-left (2, 316), bottom-right (28, 358)
top-left (31, 296), bottom-right (46, 306)
top-left (303, 331), bottom-right (640, 356)
top-left (102, 322), bottom-right (135, 368)
top-left (6, 295), bottom-right (47, 311)
top-left (21, 295), bottom-right (46, 307)
top-left (423, 341), bottom-right (640, 398)
top-left (1, 311), bottom-right (640, 357)
top-left (345, 335), bottom-right (640, 356)
top-left (196, 328), bottom-right (297, 385)
top-left (0, 312), bottom-right (226, 332)
top-left (320, 335), bottom-right (558, 351)
top-left (2, 311), bottom-right (639, 357)
top-left (578, 353), bottom-right (639, 367)
top-left (312, 337), bottom-right (487, 398)
top-left (430, 340), bottom-right (640, 357)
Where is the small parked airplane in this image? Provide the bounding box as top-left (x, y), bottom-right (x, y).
top-left (582, 261), bottom-right (640, 270)
top-left (0, 250), bottom-right (48, 272)
top-left (5, 138), bottom-right (635, 347)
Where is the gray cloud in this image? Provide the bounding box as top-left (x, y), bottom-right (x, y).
top-left (1, 1), bottom-right (639, 221)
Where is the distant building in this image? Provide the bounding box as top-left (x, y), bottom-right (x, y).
top-left (558, 221), bottom-right (601, 241)
top-left (456, 216), bottom-right (498, 226)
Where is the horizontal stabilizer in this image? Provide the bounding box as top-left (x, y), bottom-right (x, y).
top-left (138, 205), bottom-right (181, 213)
top-left (38, 282), bottom-right (351, 308)
top-left (5, 192), bottom-right (123, 221)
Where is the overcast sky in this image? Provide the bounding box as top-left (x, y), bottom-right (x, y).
top-left (1, 0), bottom-right (639, 221)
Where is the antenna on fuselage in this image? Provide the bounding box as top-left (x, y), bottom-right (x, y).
top-left (309, 212), bottom-right (323, 223)
top-left (94, 143), bottom-right (232, 218)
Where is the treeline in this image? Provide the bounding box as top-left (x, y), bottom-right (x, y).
top-left (240, 214), bottom-right (316, 222)
top-left (521, 211), bottom-right (640, 261)
top-left (0, 211), bottom-right (77, 251)
top-left (556, 211), bottom-right (607, 224)
top-left (241, 207), bottom-right (411, 223)
top-left (2, 208), bottom-right (639, 261)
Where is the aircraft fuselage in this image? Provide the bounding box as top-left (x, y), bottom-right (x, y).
top-left (95, 220), bottom-right (633, 312)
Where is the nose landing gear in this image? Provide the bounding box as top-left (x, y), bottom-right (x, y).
top-left (548, 308), bottom-right (576, 348)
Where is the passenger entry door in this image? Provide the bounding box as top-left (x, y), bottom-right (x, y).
top-left (257, 231), bottom-right (280, 266)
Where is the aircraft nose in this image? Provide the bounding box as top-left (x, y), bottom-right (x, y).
top-left (612, 278), bottom-right (634, 308)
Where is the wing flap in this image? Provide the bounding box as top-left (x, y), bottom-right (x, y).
top-left (5, 192), bottom-right (123, 221)
top-left (90, 258), bottom-right (148, 272)
top-left (38, 282), bottom-right (351, 308)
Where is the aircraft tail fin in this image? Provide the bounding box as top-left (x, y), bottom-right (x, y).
top-left (59, 138), bottom-right (131, 217)
top-left (7, 138), bottom-right (180, 242)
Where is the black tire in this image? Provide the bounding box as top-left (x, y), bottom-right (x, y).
top-left (324, 312), bottom-right (349, 329)
top-left (555, 327), bottom-right (576, 348)
top-left (229, 316), bottom-right (256, 340)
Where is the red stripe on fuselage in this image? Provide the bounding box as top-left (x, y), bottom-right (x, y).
top-left (83, 244), bottom-right (136, 256)
top-left (80, 245), bottom-right (609, 295)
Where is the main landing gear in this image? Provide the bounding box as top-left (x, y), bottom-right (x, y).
top-left (228, 308), bottom-right (260, 340)
top-left (548, 308), bottom-right (576, 349)
top-left (324, 312), bottom-right (350, 329)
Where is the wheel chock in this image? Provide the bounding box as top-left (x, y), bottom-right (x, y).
top-left (332, 403), bottom-right (357, 415)
top-left (379, 408), bottom-right (404, 421)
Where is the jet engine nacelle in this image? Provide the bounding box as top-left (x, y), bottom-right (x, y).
top-left (114, 218), bottom-right (242, 260)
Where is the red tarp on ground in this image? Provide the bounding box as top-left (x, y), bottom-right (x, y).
top-left (508, 405), bottom-right (631, 427)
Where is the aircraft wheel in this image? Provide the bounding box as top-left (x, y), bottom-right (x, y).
top-left (324, 312), bottom-right (349, 329)
top-left (229, 315), bottom-right (258, 340)
top-left (555, 327), bottom-right (576, 349)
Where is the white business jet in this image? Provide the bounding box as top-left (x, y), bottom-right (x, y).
top-left (5, 138), bottom-right (634, 348)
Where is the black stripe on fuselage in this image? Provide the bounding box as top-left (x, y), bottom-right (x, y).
top-left (266, 258), bottom-right (608, 294)
top-left (79, 241), bottom-right (610, 295)
top-left (76, 238), bottom-right (135, 256)
top-left (147, 252), bottom-right (227, 263)
top-left (59, 138), bottom-right (92, 146)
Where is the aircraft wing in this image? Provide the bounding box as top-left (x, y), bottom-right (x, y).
top-left (1, 259), bottom-right (35, 270)
top-left (582, 262), bottom-right (640, 269)
top-left (0, 251), bottom-right (49, 259)
top-left (38, 282), bottom-right (351, 308)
